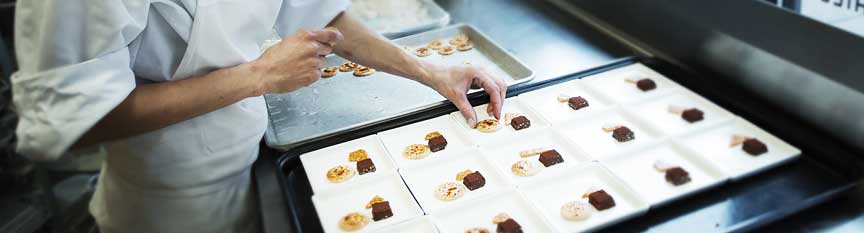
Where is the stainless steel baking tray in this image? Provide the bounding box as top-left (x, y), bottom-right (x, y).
top-left (264, 24), bottom-right (535, 150)
top-left (351, 0), bottom-right (451, 38)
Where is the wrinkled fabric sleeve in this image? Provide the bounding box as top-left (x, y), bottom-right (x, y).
top-left (274, 0), bottom-right (351, 38)
top-left (12, 0), bottom-right (148, 160)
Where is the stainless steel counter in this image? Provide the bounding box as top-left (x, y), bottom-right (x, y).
top-left (263, 0), bottom-right (634, 150)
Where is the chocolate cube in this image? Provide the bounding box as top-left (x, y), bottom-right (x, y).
top-left (462, 171), bottom-right (486, 191)
top-left (742, 138), bottom-right (768, 156)
top-left (510, 116), bottom-right (531, 131)
top-left (568, 96), bottom-right (589, 110)
top-left (588, 190), bottom-right (616, 211)
top-left (681, 108), bottom-right (704, 123)
top-left (612, 127), bottom-right (635, 142)
top-left (496, 218), bottom-right (523, 233)
top-left (356, 158), bottom-right (376, 175)
top-left (665, 167), bottom-right (691, 186)
top-left (538, 150), bottom-right (564, 167)
top-left (428, 135), bottom-right (448, 152)
top-left (636, 79), bottom-right (657, 91)
top-left (371, 201), bottom-right (393, 221)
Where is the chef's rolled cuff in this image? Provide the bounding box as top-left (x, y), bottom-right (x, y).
top-left (12, 48), bottom-right (135, 160)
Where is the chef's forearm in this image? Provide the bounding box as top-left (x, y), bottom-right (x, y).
top-left (72, 62), bottom-right (264, 149)
top-left (328, 13), bottom-right (435, 86)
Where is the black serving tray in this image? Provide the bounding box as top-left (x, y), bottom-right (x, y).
top-left (256, 57), bottom-right (864, 233)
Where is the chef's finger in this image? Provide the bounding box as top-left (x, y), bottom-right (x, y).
top-left (316, 42), bottom-right (333, 56)
top-left (476, 75), bottom-right (503, 120)
top-left (307, 29), bottom-right (344, 45)
top-left (452, 95), bottom-right (478, 128)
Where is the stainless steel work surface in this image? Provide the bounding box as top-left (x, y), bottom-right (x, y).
top-left (264, 0), bottom-right (634, 150)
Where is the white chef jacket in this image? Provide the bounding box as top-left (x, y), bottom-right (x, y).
top-left (12, 0), bottom-right (348, 232)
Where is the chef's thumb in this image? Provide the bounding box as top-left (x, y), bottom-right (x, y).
top-left (308, 28), bottom-right (344, 45)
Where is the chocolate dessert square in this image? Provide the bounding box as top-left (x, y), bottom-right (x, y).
top-left (510, 116), bottom-right (531, 131)
top-left (462, 171), bottom-right (486, 191)
top-left (681, 108), bottom-right (704, 123)
top-left (371, 201), bottom-right (393, 221)
top-left (568, 96), bottom-right (589, 110)
top-left (538, 150), bottom-right (564, 167)
top-left (636, 79), bottom-right (657, 91)
top-left (428, 135), bottom-right (448, 152)
top-left (742, 138), bottom-right (768, 156)
top-left (665, 167), bottom-right (691, 186)
top-left (496, 218), bottom-right (523, 233)
top-left (612, 126), bottom-right (635, 142)
top-left (356, 158), bottom-right (376, 175)
top-left (588, 190), bottom-right (616, 211)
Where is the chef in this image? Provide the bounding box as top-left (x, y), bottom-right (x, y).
top-left (12, 0), bottom-right (506, 232)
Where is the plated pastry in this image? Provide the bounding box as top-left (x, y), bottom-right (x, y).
top-left (730, 135), bottom-right (768, 156)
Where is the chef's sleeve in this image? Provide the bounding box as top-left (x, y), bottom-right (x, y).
top-left (11, 0), bottom-right (148, 160)
top-left (274, 0), bottom-right (351, 38)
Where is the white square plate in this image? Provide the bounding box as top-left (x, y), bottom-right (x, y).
top-left (581, 63), bottom-right (680, 104)
top-left (557, 109), bottom-right (663, 159)
top-left (371, 216), bottom-right (439, 233)
top-left (627, 90), bottom-right (735, 136)
top-left (518, 163), bottom-right (649, 233)
top-left (677, 117), bottom-right (801, 179)
top-left (450, 98), bottom-right (551, 147)
top-left (481, 130), bottom-right (594, 185)
top-left (430, 190), bottom-right (555, 233)
top-left (601, 141), bottom-right (728, 206)
top-left (518, 80), bottom-right (616, 124)
top-left (300, 135), bottom-right (396, 194)
top-left (311, 173), bottom-right (424, 233)
top-left (378, 115), bottom-right (477, 170)
top-left (399, 149), bottom-right (511, 214)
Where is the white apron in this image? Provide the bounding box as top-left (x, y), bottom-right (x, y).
top-left (13, 0), bottom-right (348, 232)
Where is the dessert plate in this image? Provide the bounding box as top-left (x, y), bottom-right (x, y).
top-left (601, 141), bottom-right (727, 206)
top-left (370, 216), bottom-right (439, 233)
top-left (627, 90), bottom-right (735, 136)
top-left (300, 135), bottom-right (397, 194)
top-left (450, 98), bottom-right (551, 147)
top-left (518, 79), bottom-right (616, 124)
top-left (481, 130), bottom-right (593, 185)
top-left (676, 117), bottom-right (801, 180)
top-left (378, 115), bottom-right (477, 170)
top-left (517, 162), bottom-right (648, 233)
top-left (556, 108), bottom-right (663, 159)
top-left (430, 190), bottom-right (555, 233)
top-left (399, 149), bottom-right (511, 214)
top-left (311, 173), bottom-right (424, 233)
top-left (581, 63), bottom-right (680, 104)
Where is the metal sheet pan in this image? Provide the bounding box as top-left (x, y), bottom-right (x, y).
top-left (262, 57), bottom-right (861, 233)
top-left (264, 24), bottom-right (534, 150)
top-left (351, 0), bottom-right (451, 39)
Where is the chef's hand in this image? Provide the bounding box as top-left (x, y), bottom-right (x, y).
top-left (253, 29), bottom-right (343, 94)
top-left (424, 64), bottom-right (507, 127)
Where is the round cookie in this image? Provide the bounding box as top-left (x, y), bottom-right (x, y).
top-left (428, 40), bottom-right (445, 50)
top-left (338, 61), bottom-right (359, 72)
top-left (492, 212), bottom-right (511, 224)
top-left (450, 34), bottom-right (469, 46)
top-left (403, 144), bottom-right (431, 160)
top-left (560, 201), bottom-right (593, 221)
top-left (456, 43), bottom-right (473, 51)
top-left (438, 46), bottom-right (456, 55)
top-left (415, 47), bottom-right (432, 57)
top-left (338, 212), bottom-right (370, 231)
top-left (464, 227), bottom-right (490, 233)
top-left (353, 66), bottom-right (375, 77)
top-left (434, 182), bottom-right (467, 201)
top-left (326, 165), bottom-right (355, 183)
top-left (321, 67), bottom-right (338, 78)
top-left (475, 119), bottom-right (500, 133)
top-left (511, 160), bottom-right (541, 177)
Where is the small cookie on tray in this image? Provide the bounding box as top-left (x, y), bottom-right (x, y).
top-left (434, 182), bottom-right (467, 201)
top-left (353, 66), bottom-right (376, 77)
top-left (403, 144), bottom-right (431, 160)
top-left (338, 212), bottom-right (369, 231)
top-left (438, 46), bottom-right (456, 55)
top-left (321, 67), bottom-right (338, 78)
top-left (326, 165), bottom-right (355, 183)
top-left (475, 119), bottom-right (501, 133)
top-left (560, 201), bottom-right (593, 221)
